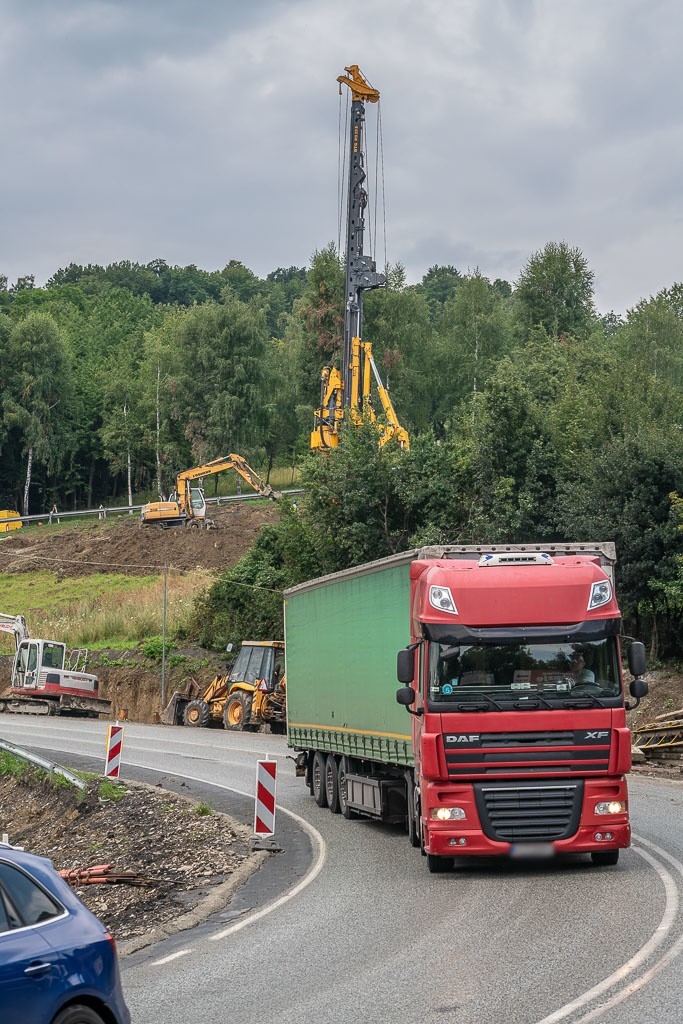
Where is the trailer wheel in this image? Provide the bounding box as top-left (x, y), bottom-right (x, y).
top-left (312, 751), bottom-right (328, 808)
top-left (183, 699), bottom-right (211, 728)
top-left (223, 693), bottom-right (252, 731)
top-left (325, 754), bottom-right (340, 814)
top-left (591, 849), bottom-right (619, 866)
top-left (427, 854), bottom-right (454, 873)
top-left (338, 756), bottom-right (357, 819)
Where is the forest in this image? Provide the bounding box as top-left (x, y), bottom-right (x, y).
top-left (1, 241), bottom-right (682, 658)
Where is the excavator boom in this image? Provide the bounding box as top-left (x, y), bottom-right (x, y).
top-left (141, 454), bottom-right (280, 528)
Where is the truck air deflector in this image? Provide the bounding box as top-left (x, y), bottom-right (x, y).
top-left (423, 618), bottom-right (621, 645)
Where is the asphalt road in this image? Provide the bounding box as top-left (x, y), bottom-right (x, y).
top-left (2, 716), bottom-right (683, 1024)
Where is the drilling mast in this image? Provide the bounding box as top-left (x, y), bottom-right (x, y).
top-left (310, 65), bottom-right (409, 452)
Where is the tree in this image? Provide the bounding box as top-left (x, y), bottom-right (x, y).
top-left (2, 313), bottom-right (71, 513)
top-left (515, 241), bottom-right (595, 340)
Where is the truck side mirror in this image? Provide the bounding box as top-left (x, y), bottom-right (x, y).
top-left (396, 685), bottom-right (416, 706)
top-left (397, 649), bottom-right (414, 684)
top-left (629, 677), bottom-right (648, 700)
top-left (628, 641), bottom-right (646, 678)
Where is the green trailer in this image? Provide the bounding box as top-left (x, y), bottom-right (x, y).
top-left (285, 551), bottom-right (417, 821)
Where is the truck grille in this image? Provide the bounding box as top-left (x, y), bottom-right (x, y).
top-left (444, 729), bottom-right (610, 777)
top-left (474, 781), bottom-right (583, 842)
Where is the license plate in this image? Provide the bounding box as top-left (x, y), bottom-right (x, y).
top-left (509, 843), bottom-right (555, 859)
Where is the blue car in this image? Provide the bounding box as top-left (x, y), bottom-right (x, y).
top-left (0, 842), bottom-right (131, 1024)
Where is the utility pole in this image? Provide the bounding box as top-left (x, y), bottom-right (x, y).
top-left (161, 561), bottom-right (167, 709)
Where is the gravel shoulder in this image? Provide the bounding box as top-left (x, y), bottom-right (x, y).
top-left (0, 766), bottom-right (265, 952)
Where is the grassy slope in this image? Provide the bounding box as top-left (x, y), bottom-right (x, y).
top-left (0, 570), bottom-right (209, 651)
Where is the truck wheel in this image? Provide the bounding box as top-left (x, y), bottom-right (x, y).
top-left (406, 776), bottom-right (420, 848)
top-left (183, 699), bottom-right (211, 728)
top-left (223, 693), bottom-right (252, 731)
top-left (591, 849), bottom-right (619, 866)
top-left (0, 700), bottom-right (6, 713)
top-left (338, 756), bottom-right (358, 819)
top-left (312, 751), bottom-right (328, 808)
top-left (427, 854), bottom-right (454, 874)
top-left (325, 754), bottom-right (340, 814)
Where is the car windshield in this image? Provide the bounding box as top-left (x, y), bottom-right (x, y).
top-left (428, 638), bottom-right (620, 705)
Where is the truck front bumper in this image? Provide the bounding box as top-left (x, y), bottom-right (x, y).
top-left (423, 776), bottom-right (630, 858)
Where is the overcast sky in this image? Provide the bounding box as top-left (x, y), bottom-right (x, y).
top-left (2, 0), bottom-right (682, 314)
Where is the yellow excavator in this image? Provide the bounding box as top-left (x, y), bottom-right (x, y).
top-left (310, 66), bottom-right (409, 453)
top-left (161, 641), bottom-right (286, 733)
top-left (140, 454), bottom-right (280, 528)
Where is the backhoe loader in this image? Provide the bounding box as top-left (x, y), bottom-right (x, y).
top-left (140, 455), bottom-right (280, 529)
top-left (161, 641), bottom-right (286, 733)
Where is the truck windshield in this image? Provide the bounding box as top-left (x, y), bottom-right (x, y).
top-left (428, 639), bottom-right (620, 706)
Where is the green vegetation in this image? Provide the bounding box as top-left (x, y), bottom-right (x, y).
top-left (0, 570), bottom-right (209, 651)
top-left (97, 778), bottom-right (127, 801)
top-left (1, 241), bottom-right (682, 660)
top-left (195, 801), bottom-right (213, 816)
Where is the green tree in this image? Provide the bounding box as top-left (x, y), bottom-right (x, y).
top-left (515, 241), bottom-right (595, 340)
top-left (2, 313), bottom-right (71, 513)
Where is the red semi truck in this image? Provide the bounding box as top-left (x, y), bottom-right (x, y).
top-left (286, 543), bottom-right (648, 873)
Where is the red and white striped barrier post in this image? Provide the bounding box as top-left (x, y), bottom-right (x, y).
top-left (253, 756), bottom-right (280, 849)
top-left (104, 723), bottom-right (124, 778)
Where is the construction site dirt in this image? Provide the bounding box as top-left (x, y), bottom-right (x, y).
top-left (0, 769), bottom-right (265, 953)
top-left (0, 501), bottom-right (279, 577)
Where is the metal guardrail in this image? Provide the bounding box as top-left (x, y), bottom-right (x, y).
top-left (0, 737), bottom-right (87, 790)
top-left (0, 490), bottom-right (305, 529)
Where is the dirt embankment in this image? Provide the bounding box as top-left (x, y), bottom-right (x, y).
top-left (0, 771), bottom-right (262, 951)
top-left (0, 503), bottom-right (279, 722)
top-left (0, 502), bottom-right (278, 577)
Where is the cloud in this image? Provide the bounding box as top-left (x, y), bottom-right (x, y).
top-left (1, 0), bottom-right (682, 313)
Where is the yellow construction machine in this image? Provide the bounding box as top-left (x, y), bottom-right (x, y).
top-left (162, 641), bottom-right (286, 733)
top-left (140, 454), bottom-right (280, 528)
top-left (310, 66), bottom-right (409, 453)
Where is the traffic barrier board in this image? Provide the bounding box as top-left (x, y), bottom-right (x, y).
top-left (254, 758), bottom-right (277, 837)
top-left (104, 724), bottom-right (124, 778)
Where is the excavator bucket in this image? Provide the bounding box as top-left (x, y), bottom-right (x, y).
top-left (160, 691), bottom-right (190, 726)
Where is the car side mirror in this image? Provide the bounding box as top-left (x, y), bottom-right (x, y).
top-left (628, 641), bottom-right (646, 678)
top-left (397, 649), bottom-right (414, 684)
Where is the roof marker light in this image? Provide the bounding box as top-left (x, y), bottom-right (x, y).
top-left (478, 553), bottom-right (554, 567)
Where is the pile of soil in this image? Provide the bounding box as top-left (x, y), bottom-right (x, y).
top-left (0, 502), bottom-right (278, 577)
top-left (0, 770), bottom-right (263, 951)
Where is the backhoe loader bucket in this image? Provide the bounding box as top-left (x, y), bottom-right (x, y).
top-left (161, 691), bottom-right (190, 726)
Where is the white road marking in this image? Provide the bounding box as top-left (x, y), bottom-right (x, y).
top-left (150, 949), bottom-right (192, 966)
top-left (535, 835), bottom-right (683, 1024)
top-left (120, 761), bottom-right (327, 945)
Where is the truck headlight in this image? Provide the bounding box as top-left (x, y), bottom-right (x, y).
top-left (595, 801), bottom-right (625, 815)
top-left (429, 586), bottom-right (458, 614)
top-left (588, 580), bottom-right (612, 610)
top-left (430, 807), bottom-right (466, 821)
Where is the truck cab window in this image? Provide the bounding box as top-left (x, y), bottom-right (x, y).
top-left (428, 639), bottom-right (620, 707)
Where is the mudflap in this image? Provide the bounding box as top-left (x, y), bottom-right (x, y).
top-left (160, 692), bottom-right (190, 726)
